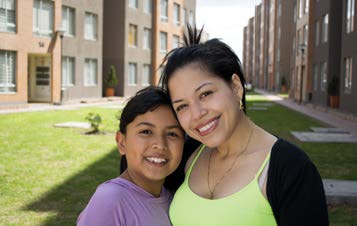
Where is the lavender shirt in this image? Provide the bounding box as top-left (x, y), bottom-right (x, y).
top-left (77, 177), bottom-right (173, 226)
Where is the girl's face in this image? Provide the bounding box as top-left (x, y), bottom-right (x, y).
top-left (117, 105), bottom-right (184, 185)
top-left (168, 63), bottom-right (243, 148)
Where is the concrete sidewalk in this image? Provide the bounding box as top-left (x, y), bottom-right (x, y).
top-left (255, 89), bottom-right (357, 205)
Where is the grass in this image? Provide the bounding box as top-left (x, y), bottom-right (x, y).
top-left (0, 107), bottom-right (122, 225)
top-left (0, 94), bottom-right (356, 225)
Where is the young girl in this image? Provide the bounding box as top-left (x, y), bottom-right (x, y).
top-left (77, 86), bottom-right (185, 226)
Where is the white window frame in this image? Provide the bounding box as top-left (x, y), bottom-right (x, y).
top-left (128, 62), bottom-right (137, 86)
top-left (33, 0), bottom-right (54, 37)
top-left (62, 56), bottom-right (75, 87)
top-left (344, 57), bottom-right (353, 94)
top-left (304, 0), bottom-right (309, 14)
top-left (84, 12), bottom-right (97, 41)
top-left (0, 0), bottom-right (16, 33)
top-left (182, 8), bottom-right (187, 25)
top-left (128, 24), bottom-right (137, 47)
top-left (189, 11), bottom-right (194, 25)
top-left (346, 0), bottom-right (355, 33)
top-left (0, 50), bottom-right (16, 93)
top-left (144, 0), bottom-right (152, 14)
top-left (173, 3), bottom-right (180, 26)
top-left (143, 27), bottom-right (151, 50)
top-left (172, 35), bottom-right (180, 49)
top-left (160, 0), bottom-right (168, 22)
top-left (142, 64), bottom-right (151, 86)
top-left (129, 0), bottom-right (138, 9)
top-left (160, 31), bottom-right (167, 54)
top-left (61, 6), bottom-right (75, 37)
top-left (84, 58), bottom-right (97, 86)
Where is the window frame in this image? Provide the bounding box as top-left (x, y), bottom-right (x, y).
top-left (0, 50), bottom-right (16, 94)
top-left (61, 5), bottom-right (75, 37)
top-left (84, 12), bottom-right (98, 41)
top-left (62, 56), bottom-right (75, 87)
top-left (0, 0), bottom-right (16, 33)
top-left (84, 58), bottom-right (97, 86)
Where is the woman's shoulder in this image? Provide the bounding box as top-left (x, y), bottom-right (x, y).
top-left (270, 138), bottom-right (313, 166)
top-left (184, 144), bottom-right (205, 173)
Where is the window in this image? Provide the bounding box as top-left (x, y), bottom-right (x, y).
top-left (189, 11), bottom-right (194, 25)
top-left (304, 0), bottom-right (309, 14)
top-left (346, 0), bottom-right (355, 33)
top-left (315, 20), bottom-right (320, 46)
top-left (0, 0), bottom-right (16, 32)
top-left (313, 64), bottom-right (318, 91)
top-left (160, 0), bottom-right (168, 22)
top-left (182, 8), bottom-right (187, 25)
top-left (142, 64), bottom-right (151, 85)
top-left (160, 31), bottom-right (167, 53)
top-left (62, 6), bottom-right (75, 37)
top-left (128, 63), bottom-right (137, 85)
top-left (173, 35), bottom-right (180, 49)
top-left (293, 3), bottom-right (297, 22)
top-left (33, 0), bottom-right (54, 37)
top-left (143, 28), bottom-right (151, 50)
top-left (292, 36), bottom-right (296, 57)
top-left (84, 12), bottom-right (97, 40)
top-left (303, 25), bottom-right (308, 45)
top-left (173, 3), bottom-right (180, 26)
top-left (299, 0), bottom-right (303, 18)
top-left (344, 57), bottom-right (353, 94)
top-left (84, 59), bottom-right (97, 86)
top-left (0, 50), bottom-right (16, 93)
top-left (128, 24), bottom-right (137, 47)
top-left (144, 0), bottom-right (152, 14)
top-left (129, 0), bottom-right (138, 9)
top-left (320, 62), bottom-right (327, 91)
top-left (62, 56), bottom-right (74, 86)
top-left (296, 29), bottom-right (301, 56)
top-left (322, 14), bottom-right (328, 43)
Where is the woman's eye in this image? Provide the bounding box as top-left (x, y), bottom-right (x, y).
top-left (140, 130), bottom-right (152, 135)
top-left (176, 104), bottom-right (187, 112)
top-left (200, 91), bottom-right (213, 99)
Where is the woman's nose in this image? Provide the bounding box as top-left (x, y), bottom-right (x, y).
top-left (191, 102), bottom-right (207, 120)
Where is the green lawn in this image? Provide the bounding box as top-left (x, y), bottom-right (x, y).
top-left (0, 94), bottom-right (356, 225)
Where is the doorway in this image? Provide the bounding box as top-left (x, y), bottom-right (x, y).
top-left (28, 54), bottom-right (52, 102)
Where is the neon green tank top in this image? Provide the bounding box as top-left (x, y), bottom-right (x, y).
top-left (169, 145), bottom-right (277, 226)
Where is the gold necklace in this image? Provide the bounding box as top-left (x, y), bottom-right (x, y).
top-left (207, 126), bottom-right (254, 199)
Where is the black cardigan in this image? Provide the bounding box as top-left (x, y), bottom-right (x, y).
top-left (165, 137), bottom-right (329, 226)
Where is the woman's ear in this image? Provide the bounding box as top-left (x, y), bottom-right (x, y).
top-left (116, 132), bottom-right (127, 155)
top-left (231, 74), bottom-right (244, 100)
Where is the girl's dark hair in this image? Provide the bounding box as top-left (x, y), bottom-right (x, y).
top-left (160, 24), bottom-right (247, 112)
top-left (118, 86), bottom-right (185, 191)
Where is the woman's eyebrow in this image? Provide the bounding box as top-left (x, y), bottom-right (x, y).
top-left (172, 83), bottom-right (213, 104)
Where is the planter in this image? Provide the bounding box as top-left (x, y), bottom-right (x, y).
top-left (329, 95), bottom-right (340, 108)
top-left (281, 85), bottom-right (287, 93)
top-left (105, 87), bottom-right (115, 97)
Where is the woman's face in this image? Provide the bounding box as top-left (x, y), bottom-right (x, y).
top-left (168, 63), bottom-right (244, 148)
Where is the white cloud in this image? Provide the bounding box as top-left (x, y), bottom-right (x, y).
top-left (196, 1), bottom-right (261, 59)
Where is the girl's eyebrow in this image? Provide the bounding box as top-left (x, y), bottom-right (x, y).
top-left (135, 122), bottom-right (181, 129)
top-left (172, 82), bottom-right (213, 104)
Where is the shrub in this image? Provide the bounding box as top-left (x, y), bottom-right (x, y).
top-left (85, 112), bottom-right (102, 134)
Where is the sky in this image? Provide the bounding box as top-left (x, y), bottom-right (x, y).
top-left (196, 0), bottom-right (262, 59)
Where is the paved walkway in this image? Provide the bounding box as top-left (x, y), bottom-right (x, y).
top-left (255, 89), bottom-right (357, 205)
top-left (1, 92), bottom-right (357, 205)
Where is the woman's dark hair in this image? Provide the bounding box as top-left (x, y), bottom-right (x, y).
top-left (160, 24), bottom-right (247, 112)
top-left (118, 86), bottom-right (186, 191)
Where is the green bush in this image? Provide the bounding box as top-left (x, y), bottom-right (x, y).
top-left (85, 112), bottom-right (102, 133)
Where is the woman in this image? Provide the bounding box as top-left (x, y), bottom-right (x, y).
top-left (160, 26), bottom-right (328, 226)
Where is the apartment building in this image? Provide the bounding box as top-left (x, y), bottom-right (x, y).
top-left (103, 0), bottom-right (196, 97)
top-left (253, 4), bottom-right (262, 87)
top-left (0, 0), bottom-right (103, 105)
top-left (339, 0), bottom-right (356, 113)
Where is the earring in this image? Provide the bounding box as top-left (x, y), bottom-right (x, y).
top-left (240, 100), bottom-right (244, 110)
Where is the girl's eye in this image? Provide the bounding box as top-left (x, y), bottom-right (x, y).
top-left (167, 132), bottom-right (179, 137)
top-left (140, 130), bottom-right (152, 135)
top-left (176, 104), bottom-right (187, 112)
top-left (200, 90), bottom-right (213, 99)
